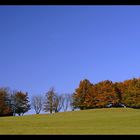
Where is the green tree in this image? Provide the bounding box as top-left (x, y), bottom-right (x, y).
top-left (11, 91), bottom-right (31, 116)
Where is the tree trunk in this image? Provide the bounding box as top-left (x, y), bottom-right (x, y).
top-left (50, 109), bottom-right (52, 114)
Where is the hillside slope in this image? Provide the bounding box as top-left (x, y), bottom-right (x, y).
top-left (0, 108), bottom-right (140, 134)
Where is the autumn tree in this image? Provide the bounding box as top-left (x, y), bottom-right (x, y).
top-left (32, 95), bottom-right (43, 114)
top-left (72, 79), bottom-right (94, 110)
top-left (122, 78), bottom-right (140, 108)
top-left (72, 79), bottom-right (120, 109)
top-left (113, 82), bottom-right (123, 104)
top-left (81, 83), bottom-right (97, 108)
top-left (95, 80), bottom-right (119, 108)
top-left (0, 88), bottom-right (13, 116)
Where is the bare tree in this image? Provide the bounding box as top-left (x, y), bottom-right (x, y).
top-left (69, 93), bottom-right (75, 111)
top-left (62, 93), bottom-right (71, 112)
top-left (32, 95), bottom-right (43, 114)
top-left (54, 94), bottom-right (65, 113)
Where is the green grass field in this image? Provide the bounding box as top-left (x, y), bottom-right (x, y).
top-left (1, 108), bottom-right (140, 134)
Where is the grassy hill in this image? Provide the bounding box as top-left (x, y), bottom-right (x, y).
top-left (0, 108), bottom-right (140, 134)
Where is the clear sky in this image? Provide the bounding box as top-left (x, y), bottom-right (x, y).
top-left (0, 6), bottom-right (140, 98)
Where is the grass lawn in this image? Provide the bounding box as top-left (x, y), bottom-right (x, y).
top-left (0, 108), bottom-right (140, 134)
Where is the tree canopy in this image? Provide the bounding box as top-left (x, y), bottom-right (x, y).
top-left (72, 78), bottom-right (140, 110)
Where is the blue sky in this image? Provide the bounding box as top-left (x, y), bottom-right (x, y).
top-left (0, 6), bottom-right (140, 98)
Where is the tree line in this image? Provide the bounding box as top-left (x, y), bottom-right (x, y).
top-left (32, 88), bottom-right (73, 114)
top-left (72, 78), bottom-right (140, 110)
top-left (0, 87), bottom-right (73, 116)
top-left (0, 88), bottom-right (30, 116)
top-left (1, 77), bottom-right (140, 116)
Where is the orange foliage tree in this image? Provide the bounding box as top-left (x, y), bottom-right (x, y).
top-left (72, 79), bottom-right (94, 110)
top-left (0, 88), bottom-right (13, 116)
